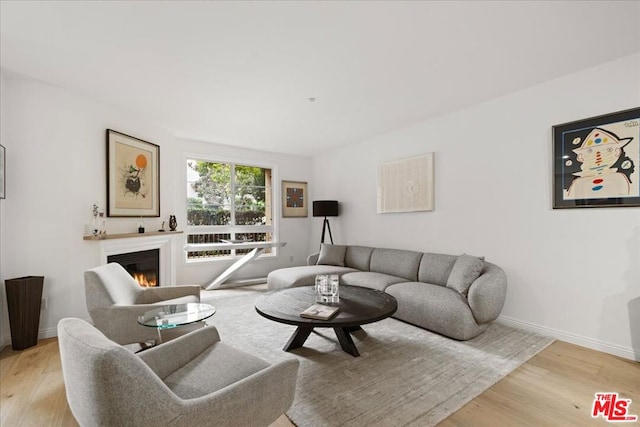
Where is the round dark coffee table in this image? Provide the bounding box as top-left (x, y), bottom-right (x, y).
top-left (255, 285), bottom-right (397, 357)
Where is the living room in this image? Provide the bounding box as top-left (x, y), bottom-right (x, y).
top-left (1, 1), bottom-right (639, 426)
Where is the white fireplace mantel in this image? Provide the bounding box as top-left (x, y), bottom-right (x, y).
top-left (97, 234), bottom-right (179, 286)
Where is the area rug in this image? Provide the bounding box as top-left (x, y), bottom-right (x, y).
top-left (203, 288), bottom-right (554, 427)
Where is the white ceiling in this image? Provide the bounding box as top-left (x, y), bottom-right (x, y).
top-left (1, 1), bottom-right (639, 156)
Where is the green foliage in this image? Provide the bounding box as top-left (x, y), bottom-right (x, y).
top-left (189, 161), bottom-right (231, 207)
top-left (187, 160), bottom-right (270, 226)
top-left (189, 161), bottom-right (267, 207)
top-left (186, 208), bottom-right (265, 226)
top-left (187, 208), bottom-right (230, 226)
top-left (187, 198), bottom-right (203, 209)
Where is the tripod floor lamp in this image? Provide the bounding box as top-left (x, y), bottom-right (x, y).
top-left (313, 200), bottom-right (339, 245)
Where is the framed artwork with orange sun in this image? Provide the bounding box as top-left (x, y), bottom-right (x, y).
top-left (107, 129), bottom-right (160, 217)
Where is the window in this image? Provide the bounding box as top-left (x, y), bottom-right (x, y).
top-left (186, 159), bottom-right (274, 260)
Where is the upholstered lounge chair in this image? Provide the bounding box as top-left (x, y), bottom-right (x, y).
top-left (84, 263), bottom-right (202, 346)
top-left (58, 318), bottom-right (299, 427)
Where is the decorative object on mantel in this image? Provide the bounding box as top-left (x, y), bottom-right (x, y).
top-left (91, 204), bottom-right (107, 239)
top-left (552, 107), bottom-right (640, 209)
top-left (377, 152), bottom-right (435, 213)
top-left (169, 215), bottom-right (177, 231)
top-left (83, 230), bottom-right (183, 241)
top-left (107, 129), bottom-right (160, 217)
top-left (0, 144), bottom-right (5, 199)
top-left (282, 180), bottom-right (308, 217)
top-left (138, 217), bottom-right (145, 234)
top-left (158, 221), bottom-right (166, 232)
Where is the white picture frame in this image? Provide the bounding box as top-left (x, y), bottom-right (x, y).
top-left (377, 153), bottom-right (434, 213)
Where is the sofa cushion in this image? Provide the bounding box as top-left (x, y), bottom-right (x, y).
top-left (340, 272), bottom-right (407, 292)
top-left (369, 248), bottom-right (422, 282)
top-left (317, 244), bottom-right (347, 266)
top-left (267, 265), bottom-right (358, 290)
top-left (344, 246), bottom-right (375, 271)
top-left (418, 253), bottom-right (457, 286)
top-left (446, 254), bottom-right (484, 296)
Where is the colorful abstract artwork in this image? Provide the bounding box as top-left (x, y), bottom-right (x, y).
top-left (107, 129), bottom-right (160, 217)
top-left (553, 108), bottom-right (640, 208)
top-left (282, 180), bottom-right (308, 217)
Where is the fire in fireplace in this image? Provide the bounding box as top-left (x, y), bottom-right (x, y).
top-left (107, 249), bottom-right (160, 287)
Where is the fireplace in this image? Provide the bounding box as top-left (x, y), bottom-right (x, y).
top-left (98, 234), bottom-right (176, 287)
top-left (108, 249), bottom-right (160, 287)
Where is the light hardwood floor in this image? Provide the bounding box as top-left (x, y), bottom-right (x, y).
top-left (1, 338), bottom-right (638, 426)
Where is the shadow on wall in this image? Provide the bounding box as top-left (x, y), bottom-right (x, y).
top-left (600, 226), bottom-right (640, 361)
top-left (629, 297), bottom-right (640, 362)
top-left (626, 227), bottom-right (640, 361)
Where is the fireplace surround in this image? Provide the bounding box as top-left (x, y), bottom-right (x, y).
top-left (97, 234), bottom-right (178, 287)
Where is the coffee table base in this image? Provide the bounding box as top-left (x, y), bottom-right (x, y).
top-left (284, 325), bottom-right (363, 357)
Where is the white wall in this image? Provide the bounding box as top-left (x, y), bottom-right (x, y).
top-left (311, 53), bottom-right (640, 360)
top-left (0, 72), bottom-right (311, 345)
top-left (0, 72), bottom-right (6, 342)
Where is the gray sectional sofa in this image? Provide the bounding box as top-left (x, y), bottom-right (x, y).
top-left (267, 244), bottom-right (507, 340)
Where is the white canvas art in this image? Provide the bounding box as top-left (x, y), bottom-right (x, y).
top-left (377, 153), bottom-right (434, 213)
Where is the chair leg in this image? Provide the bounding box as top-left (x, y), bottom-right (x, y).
top-left (134, 341), bottom-right (156, 353)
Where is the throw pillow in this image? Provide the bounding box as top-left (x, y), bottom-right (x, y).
top-left (317, 244), bottom-right (347, 267)
top-left (446, 254), bottom-right (484, 296)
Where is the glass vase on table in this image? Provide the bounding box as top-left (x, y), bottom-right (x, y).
top-left (315, 274), bottom-right (339, 304)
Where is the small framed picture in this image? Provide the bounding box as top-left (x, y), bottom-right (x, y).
top-left (282, 180), bottom-right (308, 217)
top-left (552, 107), bottom-right (640, 209)
top-left (107, 129), bottom-right (160, 217)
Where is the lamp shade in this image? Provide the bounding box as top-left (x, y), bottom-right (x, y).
top-left (313, 200), bottom-right (338, 217)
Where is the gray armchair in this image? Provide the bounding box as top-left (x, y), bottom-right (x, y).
top-left (58, 318), bottom-right (299, 427)
top-left (84, 263), bottom-right (202, 346)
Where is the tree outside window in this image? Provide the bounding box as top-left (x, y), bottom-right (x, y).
top-left (186, 159), bottom-right (273, 260)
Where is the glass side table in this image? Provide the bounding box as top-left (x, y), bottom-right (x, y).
top-left (138, 303), bottom-right (215, 344)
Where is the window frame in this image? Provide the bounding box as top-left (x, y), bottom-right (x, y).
top-left (184, 153), bottom-right (279, 263)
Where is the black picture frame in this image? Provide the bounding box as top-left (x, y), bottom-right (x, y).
top-left (552, 107), bottom-right (640, 209)
top-left (107, 129), bottom-right (160, 217)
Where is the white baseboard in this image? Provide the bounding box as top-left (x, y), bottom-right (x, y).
top-left (497, 315), bottom-right (639, 362)
top-left (38, 327), bottom-right (58, 339)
